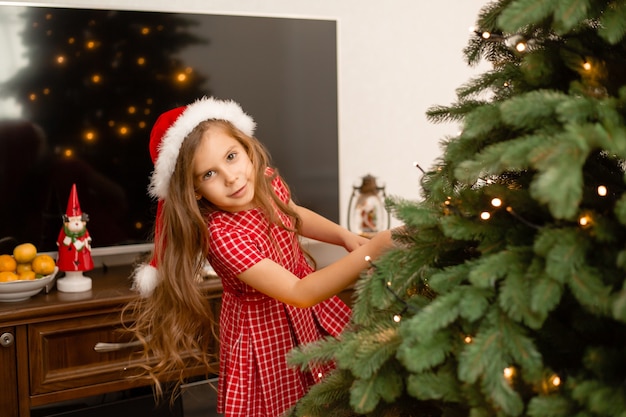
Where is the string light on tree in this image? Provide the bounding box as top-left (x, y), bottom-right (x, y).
top-left (503, 366), bottom-right (516, 384)
top-left (579, 213), bottom-right (592, 227)
top-left (597, 185), bottom-right (607, 196)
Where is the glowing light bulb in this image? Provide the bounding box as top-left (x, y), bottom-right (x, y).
top-left (393, 314), bottom-right (402, 323)
top-left (365, 256), bottom-right (371, 262)
top-left (480, 211), bottom-right (491, 220)
top-left (84, 130), bottom-right (96, 141)
top-left (583, 61), bottom-right (591, 71)
top-left (63, 148), bottom-right (74, 158)
top-left (550, 375), bottom-right (561, 387)
top-left (86, 40), bottom-right (96, 49)
top-left (29, 93), bottom-right (37, 101)
top-left (491, 198), bottom-right (502, 207)
top-left (317, 372), bottom-right (323, 379)
top-left (141, 27), bottom-right (150, 35)
top-left (597, 185), bottom-right (607, 196)
top-left (503, 367), bottom-right (515, 380)
top-left (128, 106), bottom-right (136, 114)
top-left (137, 57), bottom-right (146, 65)
top-left (43, 88), bottom-right (50, 95)
top-left (91, 74), bottom-right (101, 83)
top-left (176, 73), bottom-right (188, 82)
top-left (515, 41), bottom-right (527, 52)
top-left (579, 215), bottom-right (591, 226)
top-left (482, 31), bottom-right (491, 39)
top-left (56, 55), bottom-right (66, 64)
top-left (118, 126), bottom-right (129, 135)
top-left (464, 336), bottom-right (472, 344)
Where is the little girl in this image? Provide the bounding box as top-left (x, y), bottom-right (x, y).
top-left (128, 96), bottom-right (393, 417)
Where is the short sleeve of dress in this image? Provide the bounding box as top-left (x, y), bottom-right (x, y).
top-left (209, 224), bottom-right (264, 276)
top-left (270, 171), bottom-right (290, 205)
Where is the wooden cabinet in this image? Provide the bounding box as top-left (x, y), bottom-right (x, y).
top-left (0, 266), bottom-right (221, 417)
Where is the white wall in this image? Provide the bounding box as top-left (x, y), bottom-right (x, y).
top-left (5, 0), bottom-right (489, 227)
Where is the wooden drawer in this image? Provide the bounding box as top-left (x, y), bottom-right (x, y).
top-left (28, 313), bottom-right (146, 396)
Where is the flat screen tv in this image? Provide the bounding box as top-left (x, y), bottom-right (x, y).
top-left (0, 4), bottom-right (339, 262)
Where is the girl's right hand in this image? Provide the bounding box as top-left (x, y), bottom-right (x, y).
top-left (365, 229), bottom-right (395, 259)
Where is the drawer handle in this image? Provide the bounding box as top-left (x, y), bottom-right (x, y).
top-left (94, 340), bottom-right (143, 352)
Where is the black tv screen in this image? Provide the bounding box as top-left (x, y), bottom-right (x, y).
top-left (0, 5), bottom-right (339, 253)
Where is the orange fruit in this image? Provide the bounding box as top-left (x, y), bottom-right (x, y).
top-left (13, 243), bottom-right (37, 264)
top-left (18, 270), bottom-right (36, 281)
top-left (16, 263), bottom-right (33, 274)
top-left (0, 271), bottom-right (18, 282)
top-left (32, 254), bottom-right (56, 276)
top-left (0, 254), bottom-right (17, 272)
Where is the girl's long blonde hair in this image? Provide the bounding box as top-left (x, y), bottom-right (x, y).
top-left (123, 119), bottom-right (302, 400)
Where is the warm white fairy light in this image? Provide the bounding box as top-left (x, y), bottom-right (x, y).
top-left (84, 130), bottom-right (96, 142)
top-left (393, 314), bottom-right (402, 323)
top-left (491, 198), bottom-right (502, 207)
top-left (464, 335), bottom-right (472, 344)
top-left (583, 61), bottom-right (591, 71)
top-left (480, 211), bottom-right (491, 220)
top-left (482, 31), bottom-right (491, 39)
top-left (515, 41), bottom-right (527, 52)
top-left (503, 366), bottom-right (515, 382)
top-left (597, 185), bottom-right (607, 196)
top-left (550, 374), bottom-right (561, 387)
top-left (579, 215), bottom-right (591, 226)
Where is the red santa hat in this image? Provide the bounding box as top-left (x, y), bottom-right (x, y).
top-left (132, 96), bottom-right (256, 297)
top-left (65, 183), bottom-right (83, 217)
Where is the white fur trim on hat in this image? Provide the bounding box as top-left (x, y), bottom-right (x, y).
top-left (132, 263), bottom-right (160, 297)
top-left (149, 96), bottom-right (256, 199)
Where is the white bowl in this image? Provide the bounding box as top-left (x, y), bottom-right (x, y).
top-left (0, 267), bottom-right (58, 302)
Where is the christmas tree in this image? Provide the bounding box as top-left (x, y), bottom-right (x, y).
top-left (289, 0), bottom-right (626, 416)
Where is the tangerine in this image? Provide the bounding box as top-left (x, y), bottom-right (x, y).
top-left (32, 254), bottom-right (56, 276)
top-left (16, 263), bottom-right (33, 274)
top-left (14, 243), bottom-right (37, 264)
top-left (0, 271), bottom-right (19, 282)
top-left (0, 254), bottom-right (17, 272)
top-left (18, 270), bottom-right (36, 281)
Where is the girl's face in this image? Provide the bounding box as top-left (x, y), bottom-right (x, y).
top-left (192, 126), bottom-right (256, 212)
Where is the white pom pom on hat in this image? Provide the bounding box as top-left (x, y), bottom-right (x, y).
top-left (132, 96), bottom-right (255, 297)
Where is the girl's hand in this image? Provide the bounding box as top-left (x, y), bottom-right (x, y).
top-left (341, 231), bottom-right (370, 252)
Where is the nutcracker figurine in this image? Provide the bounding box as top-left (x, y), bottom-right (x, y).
top-left (56, 184), bottom-right (94, 292)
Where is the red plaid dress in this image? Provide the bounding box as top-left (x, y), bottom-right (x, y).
top-left (207, 174), bottom-right (352, 417)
